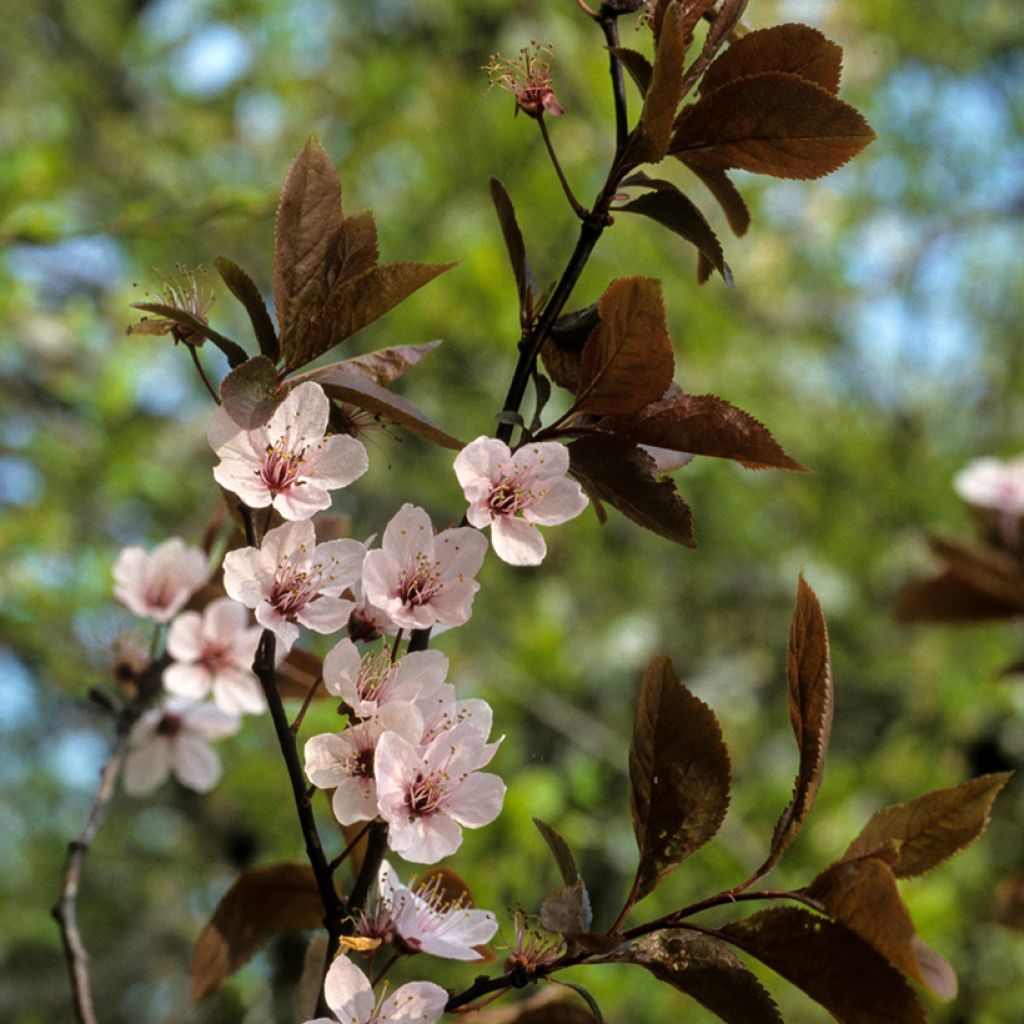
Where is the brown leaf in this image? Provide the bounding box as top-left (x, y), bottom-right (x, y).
top-left (286, 260), bottom-right (455, 371)
top-left (628, 655), bottom-right (731, 903)
top-left (214, 256), bottom-right (279, 361)
top-left (191, 863), bottom-right (325, 1004)
top-left (568, 434), bottom-right (695, 547)
top-left (721, 908), bottom-right (927, 1024)
top-left (316, 341), bottom-right (442, 387)
top-left (994, 870), bottom-right (1024, 932)
top-left (619, 181), bottom-right (732, 285)
top-left (893, 570), bottom-right (1023, 623)
top-left (672, 73), bottom-right (876, 180)
top-left (601, 392), bottom-right (806, 471)
top-left (757, 575), bottom-right (833, 877)
top-left (925, 536), bottom-right (1024, 610)
top-left (610, 47), bottom-right (652, 97)
top-left (490, 178), bottom-right (534, 318)
top-left (805, 857), bottom-right (931, 990)
top-left (290, 365), bottom-right (462, 450)
top-left (680, 162), bottom-right (751, 236)
top-left (699, 23), bottom-right (843, 97)
top-left (575, 277), bottom-right (675, 416)
top-left (541, 306), bottom-right (599, 393)
top-left (534, 818), bottom-right (581, 886)
top-left (629, 1), bottom-right (687, 165)
top-left (611, 929), bottom-right (782, 1024)
top-left (129, 302), bottom-right (249, 367)
top-left (540, 880), bottom-right (592, 936)
top-left (330, 209), bottom-right (379, 286)
top-left (219, 355), bottom-right (281, 431)
top-left (843, 773), bottom-right (1012, 878)
top-left (274, 137), bottom-right (344, 347)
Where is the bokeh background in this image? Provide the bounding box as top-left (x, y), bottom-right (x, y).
top-left (2, 1), bottom-right (1024, 1021)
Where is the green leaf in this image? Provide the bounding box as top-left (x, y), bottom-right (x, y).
top-left (213, 256), bottom-right (279, 362)
top-left (611, 930), bottom-right (782, 1024)
top-left (575, 277), bottom-right (675, 416)
top-left (721, 908), bottom-right (927, 1024)
top-left (628, 655), bottom-right (731, 904)
top-left (568, 435), bottom-right (695, 547)
top-left (843, 773), bottom-right (1012, 879)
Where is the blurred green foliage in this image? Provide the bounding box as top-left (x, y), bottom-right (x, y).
top-left (2, 1), bottom-right (1023, 1022)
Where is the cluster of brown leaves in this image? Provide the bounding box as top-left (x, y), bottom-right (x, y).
top-left (529, 578), bottom-right (1008, 1024)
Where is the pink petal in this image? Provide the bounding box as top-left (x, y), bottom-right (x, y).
top-left (163, 662), bottom-right (211, 700)
top-left (322, 955), bottom-right (375, 1022)
top-left (255, 602), bottom-right (300, 649)
top-left (262, 520), bottom-right (316, 566)
top-left (212, 670), bottom-right (266, 716)
top-left (434, 526), bottom-right (487, 578)
top-left (273, 482), bottom-right (333, 522)
top-left (167, 610), bottom-right (205, 662)
top-left (380, 981), bottom-right (448, 1024)
top-left (172, 733), bottom-right (222, 792)
top-left (322, 638), bottom-right (362, 700)
top-left (295, 595), bottom-right (354, 635)
top-left (523, 476), bottom-right (588, 526)
top-left (304, 732), bottom-right (353, 789)
top-left (511, 440), bottom-right (571, 480)
top-left (331, 777), bottom-right (378, 825)
top-left (313, 539), bottom-right (367, 594)
top-left (446, 772), bottom-right (506, 828)
top-left (490, 516), bottom-right (546, 566)
top-left (223, 548), bottom-right (274, 607)
top-left (361, 549), bottom-right (400, 612)
top-left (453, 436), bottom-right (509, 489)
top-left (203, 597), bottom-right (251, 642)
top-left (381, 503), bottom-right (433, 565)
top-left (271, 381), bottom-right (330, 446)
top-left (123, 739), bottom-right (172, 795)
top-left (306, 434), bottom-right (369, 489)
top-left (213, 452), bottom-right (273, 510)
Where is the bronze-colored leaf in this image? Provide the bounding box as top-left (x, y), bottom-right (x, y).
top-left (191, 862), bottom-right (325, 1004)
top-left (610, 47), bottom-right (652, 97)
top-left (757, 575), bottom-right (833, 877)
top-left (843, 773), bottom-right (1012, 878)
top-left (286, 260), bottom-right (455, 371)
top-left (541, 305), bottom-right (599, 393)
top-left (575, 277), bottom-right (675, 416)
top-left (721, 908), bottom-right (927, 1024)
top-left (893, 569), bottom-right (1023, 623)
top-left (129, 302), bottom-right (249, 367)
top-left (274, 137), bottom-right (344, 349)
top-left (680, 162), bottom-right (751, 236)
top-left (540, 880), bottom-right (592, 936)
top-left (699, 23), bottom-right (843, 97)
top-left (805, 857), bottom-right (932, 990)
top-left (925, 535), bottom-right (1024, 609)
top-left (568, 435), bottom-right (695, 547)
top-left (330, 209), bottom-right (379, 286)
top-left (534, 818), bottom-right (581, 886)
top-left (315, 341), bottom-right (442, 387)
top-left (214, 256), bottom-right (279, 361)
top-left (601, 392), bottom-right (806, 471)
top-left (629, 1), bottom-right (686, 165)
top-left (628, 655), bottom-right (731, 903)
top-left (219, 355), bottom-right (281, 431)
top-left (290, 365), bottom-right (462, 450)
top-left (490, 177), bottom-right (534, 318)
top-left (611, 929), bottom-right (782, 1024)
top-left (619, 184), bottom-right (732, 285)
top-left (672, 72), bottom-right (876, 180)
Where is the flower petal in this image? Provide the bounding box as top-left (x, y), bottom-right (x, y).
top-left (490, 516), bottom-right (546, 566)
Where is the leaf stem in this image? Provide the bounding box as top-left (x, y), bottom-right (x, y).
top-left (538, 116), bottom-right (587, 219)
top-left (328, 822), bottom-right (372, 873)
top-left (188, 344), bottom-right (220, 403)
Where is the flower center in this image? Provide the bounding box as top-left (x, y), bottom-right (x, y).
top-left (398, 552), bottom-right (444, 607)
top-left (156, 713), bottom-right (184, 737)
top-left (357, 651), bottom-right (398, 703)
top-left (403, 769), bottom-right (447, 819)
top-left (260, 441), bottom-right (307, 495)
top-left (199, 642), bottom-right (233, 675)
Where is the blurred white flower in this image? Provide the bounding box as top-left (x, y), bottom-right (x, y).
top-left (954, 455), bottom-right (1024, 516)
top-left (113, 537), bottom-right (207, 623)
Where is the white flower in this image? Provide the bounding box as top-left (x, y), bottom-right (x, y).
top-left (379, 861), bottom-right (498, 961)
top-left (954, 455), bottom-right (1024, 516)
top-left (213, 381), bottom-right (369, 521)
top-left (163, 598), bottom-right (265, 715)
top-left (375, 723), bottom-right (505, 864)
top-left (454, 436), bottom-right (587, 566)
top-left (362, 504), bottom-right (487, 631)
top-left (222, 521), bottom-right (365, 650)
top-left (122, 697), bottom-right (239, 795)
top-left (303, 955), bottom-right (446, 1024)
top-left (113, 537), bottom-right (207, 623)
top-left (347, 580), bottom-right (401, 642)
top-left (304, 703), bottom-right (424, 826)
top-left (323, 639), bottom-right (448, 719)
top-left (641, 445), bottom-right (695, 474)
top-left (416, 684), bottom-right (493, 747)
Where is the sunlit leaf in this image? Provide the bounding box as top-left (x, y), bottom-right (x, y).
top-left (680, 162), bottom-right (751, 236)
top-left (629, 1), bottom-right (686, 165)
top-left (611, 929), bottom-right (782, 1024)
top-left (699, 24), bottom-right (843, 97)
top-left (568, 435), bottom-right (695, 546)
top-left (721, 908), bottom-right (927, 1024)
top-left (326, 340), bottom-right (443, 387)
top-left (628, 655), bottom-right (730, 903)
top-left (843, 773), bottom-right (1012, 878)
top-left (575, 277), bottom-right (675, 416)
top-left (672, 73), bottom-right (875, 180)
top-left (191, 862), bottom-right (326, 1004)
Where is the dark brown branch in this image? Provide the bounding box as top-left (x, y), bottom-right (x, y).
top-left (599, 13), bottom-right (629, 160)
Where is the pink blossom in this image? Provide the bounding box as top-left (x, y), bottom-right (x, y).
top-left (122, 697), bottom-right (239, 795)
top-left (362, 504), bottom-right (487, 630)
top-left (954, 456), bottom-right (1024, 516)
top-left (213, 381), bottom-right (368, 521)
top-left (223, 521), bottom-right (365, 650)
top-left (304, 703), bottom-right (423, 826)
top-left (164, 598), bottom-right (265, 715)
top-left (454, 436), bottom-right (587, 566)
top-left (375, 723), bottom-right (505, 864)
top-left (347, 581), bottom-right (400, 642)
top-left (113, 537), bottom-right (207, 623)
top-left (417, 685), bottom-right (493, 747)
top-left (303, 955), bottom-right (446, 1024)
top-left (379, 860), bottom-right (498, 961)
top-left (323, 639), bottom-right (448, 719)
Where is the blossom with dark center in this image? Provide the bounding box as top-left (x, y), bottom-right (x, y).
top-left (113, 537), bottom-right (207, 623)
top-left (223, 520), bottom-right (365, 650)
top-left (375, 723), bottom-right (504, 864)
top-left (454, 436), bottom-right (587, 566)
top-left (484, 43), bottom-right (565, 119)
top-left (362, 504), bottom-right (487, 631)
top-left (214, 382), bottom-right (368, 522)
top-left (164, 597), bottom-right (265, 715)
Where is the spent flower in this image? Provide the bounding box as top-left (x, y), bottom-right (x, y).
top-left (127, 264), bottom-right (214, 346)
top-left (485, 42), bottom-right (565, 119)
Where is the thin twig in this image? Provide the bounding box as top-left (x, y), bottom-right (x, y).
top-left (290, 675), bottom-right (323, 734)
top-left (328, 822), bottom-right (372, 873)
top-left (538, 116), bottom-right (587, 219)
top-left (188, 345), bottom-right (220, 403)
top-left (370, 951), bottom-right (401, 987)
